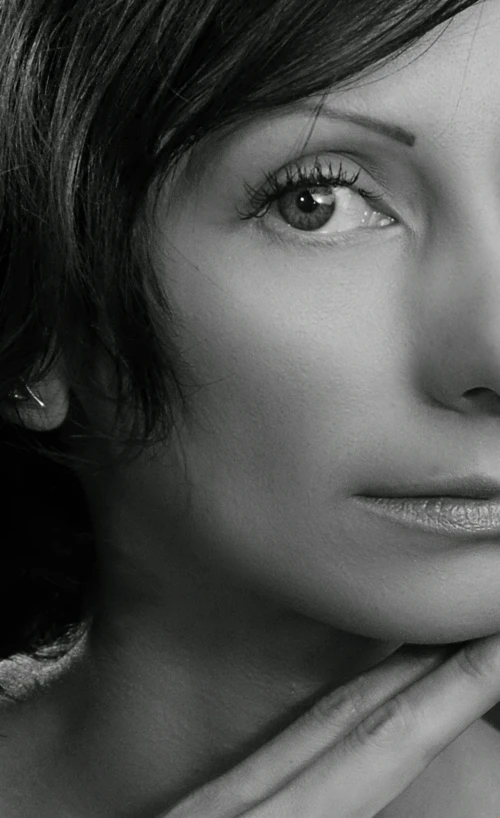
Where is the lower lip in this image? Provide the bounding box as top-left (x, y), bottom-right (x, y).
top-left (354, 496), bottom-right (500, 537)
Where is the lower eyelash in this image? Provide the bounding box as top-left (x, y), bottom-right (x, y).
top-left (236, 157), bottom-right (382, 221)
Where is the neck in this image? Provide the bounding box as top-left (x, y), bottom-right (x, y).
top-left (46, 541), bottom-right (399, 817)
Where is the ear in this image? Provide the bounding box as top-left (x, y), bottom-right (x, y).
top-left (2, 365), bottom-right (70, 432)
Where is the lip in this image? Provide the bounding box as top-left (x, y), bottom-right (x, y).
top-left (353, 495), bottom-right (500, 537)
top-left (357, 474), bottom-right (500, 502)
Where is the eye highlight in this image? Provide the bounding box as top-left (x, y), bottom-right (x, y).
top-left (236, 156), bottom-right (397, 242)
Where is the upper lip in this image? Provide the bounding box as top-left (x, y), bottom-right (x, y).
top-left (359, 475), bottom-right (500, 500)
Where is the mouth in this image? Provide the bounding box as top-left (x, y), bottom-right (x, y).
top-left (354, 475), bottom-right (500, 537)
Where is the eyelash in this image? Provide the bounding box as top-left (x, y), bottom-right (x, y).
top-left (236, 157), bottom-right (384, 222)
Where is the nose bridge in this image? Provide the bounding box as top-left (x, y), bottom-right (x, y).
top-left (449, 180), bottom-right (500, 325)
top-left (432, 152), bottom-right (500, 305)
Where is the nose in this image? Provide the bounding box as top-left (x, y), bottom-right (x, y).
top-left (414, 217), bottom-right (500, 418)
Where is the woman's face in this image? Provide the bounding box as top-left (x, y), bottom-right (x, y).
top-left (88, 0), bottom-right (500, 644)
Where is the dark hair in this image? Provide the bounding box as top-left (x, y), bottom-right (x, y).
top-left (0, 0), bottom-right (481, 661)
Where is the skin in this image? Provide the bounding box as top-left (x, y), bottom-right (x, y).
top-left (4, 0), bottom-right (500, 815)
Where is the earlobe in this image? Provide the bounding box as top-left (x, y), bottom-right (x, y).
top-left (2, 372), bottom-right (70, 432)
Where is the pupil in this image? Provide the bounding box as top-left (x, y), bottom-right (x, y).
top-left (297, 191), bottom-right (319, 214)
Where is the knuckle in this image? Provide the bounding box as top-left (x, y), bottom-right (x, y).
top-left (352, 694), bottom-right (415, 751)
top-left (313, 679), bottom-right (369, 730)
top-left (308, 679), bottom-right (367, 727)
top-left (455, 641), bottom-right (500, 682)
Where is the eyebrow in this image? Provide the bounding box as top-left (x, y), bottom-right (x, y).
top-left (293, 100), bottom-right (417, 147)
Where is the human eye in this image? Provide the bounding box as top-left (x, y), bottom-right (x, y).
top-left (236, 155), bottom-right (398, 248)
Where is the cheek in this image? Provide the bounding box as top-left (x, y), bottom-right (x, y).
top-left (152, 222), bottom-right (428, 637)
top-left (158, 226), bottom-right (403, 505)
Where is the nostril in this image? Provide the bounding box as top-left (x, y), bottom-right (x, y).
top-left (465, 387), bottom-right (489, 397)
top-left (463, 387), bottom-right (500, 415)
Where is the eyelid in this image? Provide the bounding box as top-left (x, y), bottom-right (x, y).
top-left (240, 153), bottom-right (389, 218)
top-left (340, 149), bottom-right (423, 226)
top-left (257, 217), bottom-right (404, 253)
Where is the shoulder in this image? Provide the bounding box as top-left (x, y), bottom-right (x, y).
top-left (0, 636), bottom-right (88, 818)
top-left (0, 629), bottom-right (88, 703)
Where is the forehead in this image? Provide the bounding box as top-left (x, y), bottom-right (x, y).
top-left (325, 0), bottom-right (500, 147)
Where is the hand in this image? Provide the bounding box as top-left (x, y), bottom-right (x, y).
top-left (162, 632), bottom-right (500, 817)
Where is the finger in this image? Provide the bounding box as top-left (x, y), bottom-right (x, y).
top-left (249, 631), bottom-right (500, 818)
top-left (164, 642), bottom-right (458, 818)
